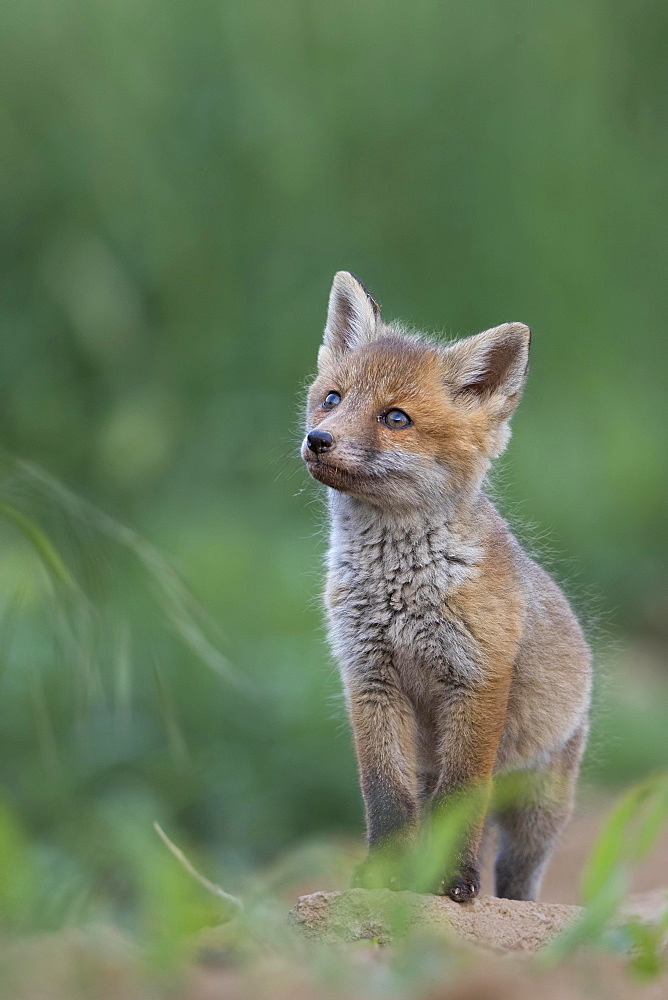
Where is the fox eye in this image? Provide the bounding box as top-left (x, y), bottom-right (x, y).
top-left (383, 409), bottom-right (411, 429)
top-left (323, 391), bottom-right (341, 409)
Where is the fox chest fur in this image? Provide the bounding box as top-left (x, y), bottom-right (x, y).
top-left (325, 496), bottom-right (487, 704)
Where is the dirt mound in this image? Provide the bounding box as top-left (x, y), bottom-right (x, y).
top-left (291, 889), bottom-right (580, 952)
top-left (291, 888), bottom-right (666, 953)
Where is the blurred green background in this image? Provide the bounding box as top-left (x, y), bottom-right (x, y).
top-left (0, 0), bottom-right (666, 929)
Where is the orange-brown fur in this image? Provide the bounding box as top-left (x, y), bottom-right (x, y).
top-left (301, 272), bottom-right (592, 902)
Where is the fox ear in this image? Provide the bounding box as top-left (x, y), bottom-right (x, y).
top-left (321, 271), bottom-right (380, 358)
top-left (444, 323), bottom-right (531, 419)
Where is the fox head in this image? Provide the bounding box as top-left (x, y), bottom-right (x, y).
top-left (302, 272), bottom-right (530, 510)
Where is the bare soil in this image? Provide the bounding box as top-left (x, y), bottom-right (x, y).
top-left (290, 793), bottom-right (668, 951)
top-left (1, 798), bottom-right (666, 999)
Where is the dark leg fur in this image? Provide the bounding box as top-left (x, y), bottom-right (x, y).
top-left (363, 769), bottom-right (418, 847)
top-left (494, 724), bottom-right (586, 901)
top-left (494, 802), bottom-right (568, 900)
top-left (348, 682), bottom-right (420, 889)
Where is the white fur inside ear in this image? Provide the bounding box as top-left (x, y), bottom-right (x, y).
top-left (323, 271), bottom-right (379, 355)
top-left (445, 322), bottom-right (531, 410)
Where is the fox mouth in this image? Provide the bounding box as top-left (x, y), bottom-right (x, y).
top-left (303, 453), bottom-right (367, 492)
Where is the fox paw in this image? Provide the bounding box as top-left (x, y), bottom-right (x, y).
top-left (435, 864), bottom-right (480, 903)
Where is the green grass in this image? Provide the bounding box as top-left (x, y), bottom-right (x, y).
top-left (1, 770), bottom-right (665, 998)
top-left (0, 456), bottom-right (665, 956)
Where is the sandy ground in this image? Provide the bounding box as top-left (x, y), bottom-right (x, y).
top-left (291, 889), bottom-right (583, 950)
top-left (1, 797), bottom-right (666, 999)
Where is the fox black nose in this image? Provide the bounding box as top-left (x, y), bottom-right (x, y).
top-left (307, 429), bottom-right (334, 454)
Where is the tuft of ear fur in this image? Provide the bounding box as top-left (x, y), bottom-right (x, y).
top-left (443, 323), bottom-right (531, 420)
top-left (320, 272), bottom-right (380, 362)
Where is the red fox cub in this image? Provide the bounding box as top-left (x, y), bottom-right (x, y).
top-left (301, 272), bottom-right (592, 903)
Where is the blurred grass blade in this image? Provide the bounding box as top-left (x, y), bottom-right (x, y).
top-left (0, 499), bottom-right (75, 591)
top-left (543, 867), bottom-right (627, 963)
top-left (153, 822), bottom-right (242, 919)
top-left (0, 456), bottom-right (248, 691)
top-left (150, 656), bottom-right (190, 768)
top-left (622, 910), bottom-right (668, 980)
top-left (408, 781), bottom-right (488, 895)
top-left (544, 772), bottom-right (668, 964)
top-left (29, 667), bottom-right (61, 777)
top-left (580, 771), bottom-right (668, 905)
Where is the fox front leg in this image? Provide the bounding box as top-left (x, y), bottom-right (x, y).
top-left (347, 681), bottom-right (420, 889)
top-left (431, 680), bottom-right (509, 902)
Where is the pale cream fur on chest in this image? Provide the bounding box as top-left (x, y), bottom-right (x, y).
top-left (325, 497), bottom-right (484, 697)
